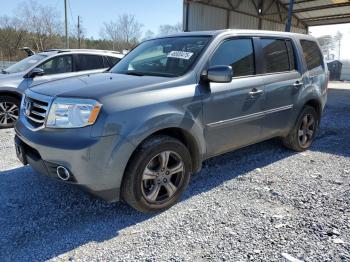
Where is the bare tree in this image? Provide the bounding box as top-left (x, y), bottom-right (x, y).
top-left (100, 21), bottom-right (120, 50)
top-left (334, 31), bottom-right (343, 60)
top-left (317, 35), bottom-right (335, 60)
top-left (117, 14), bottom-right (143, 47)
top-left (100, 14), bottom-right (143, 50)
top-left (0, 16), bottom-right (26, 60)
top-left (159, 23), bottom-right (182, 35)
top-left (143, 30), bottom-right (155, 41)
top-left (17, 0), bottom-right (62, 51)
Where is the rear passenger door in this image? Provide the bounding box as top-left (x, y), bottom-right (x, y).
top-left (202, 38), bottom-right (266, 156)
top-left (75, 54), bottom-right (109, 73)
top-left (259, 38), bottom-right (302, 139)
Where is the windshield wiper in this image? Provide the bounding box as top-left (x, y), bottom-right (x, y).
top-left (123, 71), bottom-right (145, 76)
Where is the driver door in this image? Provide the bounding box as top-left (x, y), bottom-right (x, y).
top-left (202, 38), bottom-right (266, 156)
top-left (25, 55), bottom-right (76, 87)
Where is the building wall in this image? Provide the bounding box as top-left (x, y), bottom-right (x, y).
top-left (184, 0), bottom-right (307, 34)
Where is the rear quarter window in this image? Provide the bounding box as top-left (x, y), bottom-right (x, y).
top-left (300, 40), bottom-right (324, 71)
top-left (107, 56), bottom-right (121, 67)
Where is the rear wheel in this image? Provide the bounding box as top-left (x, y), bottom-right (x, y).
top-left (121, 135), bottom-right (192, 213)
top-left (0, 96), bottom-right (20, 129)
top-left (283, 106), bottom-right (318, 151)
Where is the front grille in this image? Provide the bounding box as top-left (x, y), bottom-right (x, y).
top-left (23, 92), bottom-right (51, 129)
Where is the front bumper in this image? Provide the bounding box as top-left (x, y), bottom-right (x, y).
top-left (15, 120), bottom-right (136, 202)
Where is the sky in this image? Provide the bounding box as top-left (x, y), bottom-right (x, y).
top-left (1, 1), bottom-right (350, 59)
top-left (310, 24), bottom-right (350, 61)
top-left (0, 0), bottom-right (183, 38)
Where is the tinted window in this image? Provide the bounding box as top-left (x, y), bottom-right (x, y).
top-left (77, 55), bottom-right (105, 71)
top-left (286, 40), bottom-right (296, 71)
top-left (261, 39), bottom-right (289, 73)
top-left (38, 55), bottom-right (73, 75)
top-left (107, 56), bottom-right (121, 67)
top-left (210, 39), bottom-right (255, 77)
top-left (300, 40), bottom-right (323, 71)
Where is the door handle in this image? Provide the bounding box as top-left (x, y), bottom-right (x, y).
top-left (293, 81), bottom-right (303, 88)
top-left (249, 88), bottom-right (263, 97)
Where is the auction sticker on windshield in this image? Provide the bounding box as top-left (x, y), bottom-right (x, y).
top-left (167, 51), bottom-right (194, 60)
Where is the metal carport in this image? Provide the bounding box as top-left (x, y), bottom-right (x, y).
top-left (183, 0), bottom-right (350, 33)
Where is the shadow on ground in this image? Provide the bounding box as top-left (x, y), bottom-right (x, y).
top-left (0, 87), bottom-right (349, 261)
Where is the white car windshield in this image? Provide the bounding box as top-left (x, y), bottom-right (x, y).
top-left (4, 54), bottom-right (47, 74)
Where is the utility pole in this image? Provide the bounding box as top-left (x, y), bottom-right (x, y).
top-left (64, 0), bottom-right (69, 48)
top-left (78, 16), bottom-right (81, 49)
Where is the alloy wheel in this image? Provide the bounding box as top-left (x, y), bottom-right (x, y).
top-left (141, 150), bottom-right (185, 204)
top-left (298, 114), bottom-right (316, 148)
top-left (0, 102), bottom-right (19, 126)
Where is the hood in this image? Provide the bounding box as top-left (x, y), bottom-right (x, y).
top-left (29, 73), bottom-right (175, 99)
top-left (0, 72), bottom-right (25, 88)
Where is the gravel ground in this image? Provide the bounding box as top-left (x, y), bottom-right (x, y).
top-left (0, 83), bottom-right (349, 262)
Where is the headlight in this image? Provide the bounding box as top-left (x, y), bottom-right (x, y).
top-left (46, 98), bottom-right (102, 128)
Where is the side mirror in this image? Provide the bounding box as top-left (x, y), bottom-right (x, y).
top-left (26, 68), bottom-right (44, 78)
top-left (202, 65), bottom-right (233, 83)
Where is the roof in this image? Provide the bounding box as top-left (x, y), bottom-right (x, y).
top-left (278, 0), bottom-right (350, 26)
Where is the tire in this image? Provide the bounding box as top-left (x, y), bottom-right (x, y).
top-left (282, 106), bottom-right (319, 152)
top-left (121, 135), bottom-right (192, 213)
top-left (0, 96), bottom-right (20, 129)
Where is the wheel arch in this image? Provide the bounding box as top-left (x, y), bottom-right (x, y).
top-left (127, 126), bottom-right (203, 174)
top-left (0, 89), bottom-right (23, 102)
top-left (304, 98), bottom-right (322, 120)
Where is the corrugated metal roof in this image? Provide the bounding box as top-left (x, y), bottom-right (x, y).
top-left (185, 0), bottom-right (307, 33)
top-left (278, 0), bottom-right (350, 26)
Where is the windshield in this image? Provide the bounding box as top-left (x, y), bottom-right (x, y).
top-left (4, 54), bottom-right (47, 74)
top-left (111, 36), bottom-right (211, 77)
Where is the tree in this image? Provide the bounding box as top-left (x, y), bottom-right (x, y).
top-left (0, 16), bottom-right (27, 60)
top-left (334, 31), bottom-right (343, 60)
top-left (317, 35), bottom-right (335, 60)
top-left (159, 23), bottom-right (182, 35)
top-left (100, 14), bottom-right (143, 50)
top-left (99, 21), bottom-right (120, 50)
top-left (17, 0), bottom-right (62, 51)
top-left (117, 14), bottom-right (143, 47)
top-left (143, 30), bottom-right (155, 41)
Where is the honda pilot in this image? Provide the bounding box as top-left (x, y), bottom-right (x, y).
top-left (14, 30), bottom-right (328, 213)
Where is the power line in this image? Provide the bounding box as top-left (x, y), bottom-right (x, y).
top-left (68, 0), bottom-right (74, 26)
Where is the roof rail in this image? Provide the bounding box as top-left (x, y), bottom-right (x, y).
top-left (43, 49), bottom-right (121, 54)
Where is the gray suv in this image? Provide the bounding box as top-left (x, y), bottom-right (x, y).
top-left (15, 30), bottom-right (328, 213)
top-left (0, 49), bottom-right (123, 128)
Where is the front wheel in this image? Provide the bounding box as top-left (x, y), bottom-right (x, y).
top-left (0, 96), bottom-right (20, 129)
top-left (283, 106), bottom-right (319, 152)
top-left (121, 135), bottom-right (192, 213)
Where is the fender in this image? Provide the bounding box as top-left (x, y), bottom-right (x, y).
top-left (105, 111), bottom-right (207, 189)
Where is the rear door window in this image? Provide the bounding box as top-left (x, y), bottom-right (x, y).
top-left (210, 38), bottom-right (255, 77)
top-left (76, 54), bottom-right (105, 71)
top-left (261, 39), bottom-right (290, 73)
top-left (300, 40), bottom-right (324, 71)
